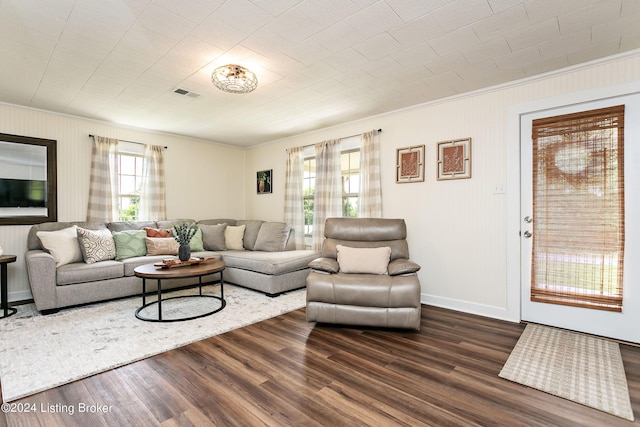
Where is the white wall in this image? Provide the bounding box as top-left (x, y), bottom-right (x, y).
top-left (0, 105), bottom-right (246, 301)
top-left (245, 50), bottom-right (640, 322)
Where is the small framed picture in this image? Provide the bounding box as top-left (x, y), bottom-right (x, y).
top-left (396, 145), bottom-right (425, 183)
top-left (437, 138), bottom-right (471, 180)
top-left (257, 169), bottom-right (272, 194)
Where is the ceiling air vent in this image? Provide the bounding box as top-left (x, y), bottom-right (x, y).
top-left (173, 88), bottom-right (200, 99)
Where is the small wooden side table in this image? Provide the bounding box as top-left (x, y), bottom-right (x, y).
top-left (0, 255), bottom-right (18, 319)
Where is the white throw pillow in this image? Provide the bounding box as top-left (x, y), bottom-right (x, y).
top-left (225, 225), bottom-right (246, 250)
top-left (37, 225), bottom-right (83, 267)
top-left (336, 245), bottom-right (391, 275)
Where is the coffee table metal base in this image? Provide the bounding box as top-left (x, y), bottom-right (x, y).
top-left (135, 270), bottom-right (225, 322)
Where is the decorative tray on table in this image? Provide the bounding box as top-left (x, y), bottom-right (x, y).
top-left (154, 257), bottom-right (217, 269)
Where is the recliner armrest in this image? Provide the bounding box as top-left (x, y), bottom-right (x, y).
top-left (308, 257), bottom-right (339, 274)
top-left (388, 258), bottom-right (421, 276)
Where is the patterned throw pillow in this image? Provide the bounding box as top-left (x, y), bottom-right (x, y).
top-left (145, 237), bottom-right (179, 256)
top-left (142, 227), bottom-right (172, 238)
top-left (76, 227), bottom-right (116, 264)
top-left (112, 230), bottom-right (147, 260)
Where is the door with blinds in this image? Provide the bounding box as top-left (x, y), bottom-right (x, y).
top-left (520, 94), bottom-right (640, 343)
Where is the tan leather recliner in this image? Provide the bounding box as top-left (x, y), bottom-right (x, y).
top-left (306, 218), bottom-right (422, 330)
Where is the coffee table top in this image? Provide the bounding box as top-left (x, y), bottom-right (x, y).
top-left (134, 259), bottom-right (225, 279)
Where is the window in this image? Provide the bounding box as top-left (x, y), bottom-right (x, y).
top-left (117, 142), bottom-right (145, 221)
top-left (530, 105), bottom-right (625, 312)
top-left (303, 146), bottom-right (360, 238)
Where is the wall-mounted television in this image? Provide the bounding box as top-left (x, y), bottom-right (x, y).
top-left (0, 178), bottom-right (47, 208)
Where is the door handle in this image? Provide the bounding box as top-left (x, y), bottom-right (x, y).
top-left (524, 231), bottom-right (532, 238)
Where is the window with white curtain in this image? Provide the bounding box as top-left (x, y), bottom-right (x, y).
top-left (302, 137), bottom-right (360, 246)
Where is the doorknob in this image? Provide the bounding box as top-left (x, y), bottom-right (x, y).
top-left (524, 216), bottom-right (533, 223)
top-left (524, 231), bottom-right (532, 238)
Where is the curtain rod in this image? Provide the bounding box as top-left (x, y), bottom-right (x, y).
top-left (88, 134), bottom-right (167, 149)
top-left (296, 128), bottom-right (382, 150)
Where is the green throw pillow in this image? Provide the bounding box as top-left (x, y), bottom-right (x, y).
top-left (112, 230), bottom-right (147, 261)
top-left (189, 228), bottom-right (204, 252)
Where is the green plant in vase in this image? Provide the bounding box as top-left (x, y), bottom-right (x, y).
top-left (173, 221), bottom-right (198, 261)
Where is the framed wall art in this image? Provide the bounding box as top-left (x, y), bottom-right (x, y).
top-left (256, 169), bottom-right (272, 194)
top-left (437, 138), bottom-right (471, 180)
top-left (396, 145), bottom-right (425, 183)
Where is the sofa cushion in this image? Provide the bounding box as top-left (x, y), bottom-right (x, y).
top-left (201, 224), bottom-right (227, 251)
top-left (145, 237), bottom-right (179, 255)
top-left (235, 220), bottom-right (264, 250)
top-left (254, 222), bottom-right (291, 252)
top-left (336, 245), bottom-right (391, 275)
top-left (106, 221), bottom-right (157, 232)
top-left (197, 218), bottom-right (237, 226)
top-left (221, 250), bottom-right (319, 275)
top-left (56, 260), bottom-right (124, 286)
top-left (77, 227), bottom-right (116, 264)
top-left (157, 219), bottom-right (196, 229)
top-left (225, 225), bottom-right (246, 250)
top-left (112, 230), bottom-right (147, 260)
top-left (37, 225), bottom-right (84, 267)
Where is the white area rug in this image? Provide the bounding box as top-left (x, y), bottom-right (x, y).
top-left (499, 323), bottom-right (634, 421)
top-left (0, 284), bottom-right (306, 402)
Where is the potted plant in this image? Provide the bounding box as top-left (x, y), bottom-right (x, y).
top-left (172, 221), bottom-right (198, 261)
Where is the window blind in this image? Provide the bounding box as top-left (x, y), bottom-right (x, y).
top-left (530, 105), bottom-right (625, 312)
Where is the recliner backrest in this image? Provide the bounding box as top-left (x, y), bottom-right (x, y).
top-left (320, 218), bottom-right (410, 261)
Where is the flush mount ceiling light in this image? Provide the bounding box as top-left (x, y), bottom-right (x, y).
top-left (211, 64), bottom-right (258, 94)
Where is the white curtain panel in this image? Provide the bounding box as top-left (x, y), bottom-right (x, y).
top-left (283, 146), bottom-right (305, 249)
top-left (312, 139), bottom-right (342, 251)
top-left (358, 130), bottom-right (382, 218)
top-left (138, 144), bottom-right (167, 221)
top-left (86, 136), bottom-right (119, 222)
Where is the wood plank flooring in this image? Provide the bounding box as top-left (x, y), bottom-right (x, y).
top-left (1, 305), bottom-right (639, 426)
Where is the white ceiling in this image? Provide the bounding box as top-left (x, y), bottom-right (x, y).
top-left (1, 0), bottom-right (638, 147)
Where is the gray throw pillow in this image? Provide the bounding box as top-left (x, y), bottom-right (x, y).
top-left (236, 220), bottom-right (264, 250)
top-left (112, 230), bottom-right (147, 260)
top-left (200, 223), bottom-right (227, 251)
top-left (254, 222), bottom-right (291, 252)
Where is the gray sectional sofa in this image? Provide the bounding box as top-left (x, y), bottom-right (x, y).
top-left (25, 218), bottom-right (318, 313)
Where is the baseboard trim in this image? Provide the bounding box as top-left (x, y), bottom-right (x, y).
top-left (421, 293), bottom-right (520, 323)
top-left (9, 290), bottom-right (33, 304)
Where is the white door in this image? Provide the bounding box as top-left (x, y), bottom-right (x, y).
top-left (520, 94), bottom-right (640, 343)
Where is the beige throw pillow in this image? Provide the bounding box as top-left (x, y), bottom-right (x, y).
top-left (37, 225), bottom-right (83, 267)
top-left (224, 225), bottom-right (246, 250)
top-left (76, 227), bottom-right (116, 264)
top-left (336, 245), bottom-right (392, 275)
top-left (145, 237), bottom-right (179, 256)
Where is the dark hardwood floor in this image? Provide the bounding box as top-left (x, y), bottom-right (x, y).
top-left (1, 305), bottom-right (639, 426)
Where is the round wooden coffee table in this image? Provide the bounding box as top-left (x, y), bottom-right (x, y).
top-left (134, 260), bottom-right (225, 322)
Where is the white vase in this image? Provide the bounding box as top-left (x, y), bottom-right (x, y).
top-left (0, 245), bottom-right (3, 256)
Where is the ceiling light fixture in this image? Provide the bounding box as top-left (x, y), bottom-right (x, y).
top-left (211, 64), bottom-right (258, 94)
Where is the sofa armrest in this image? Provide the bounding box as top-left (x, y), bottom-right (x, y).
top-left (309, 257), bottom-right (339, 274)
top-left (388, 258), bottom-right (421, 276)
top-left (25, 250), bottom-right (58, 311)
